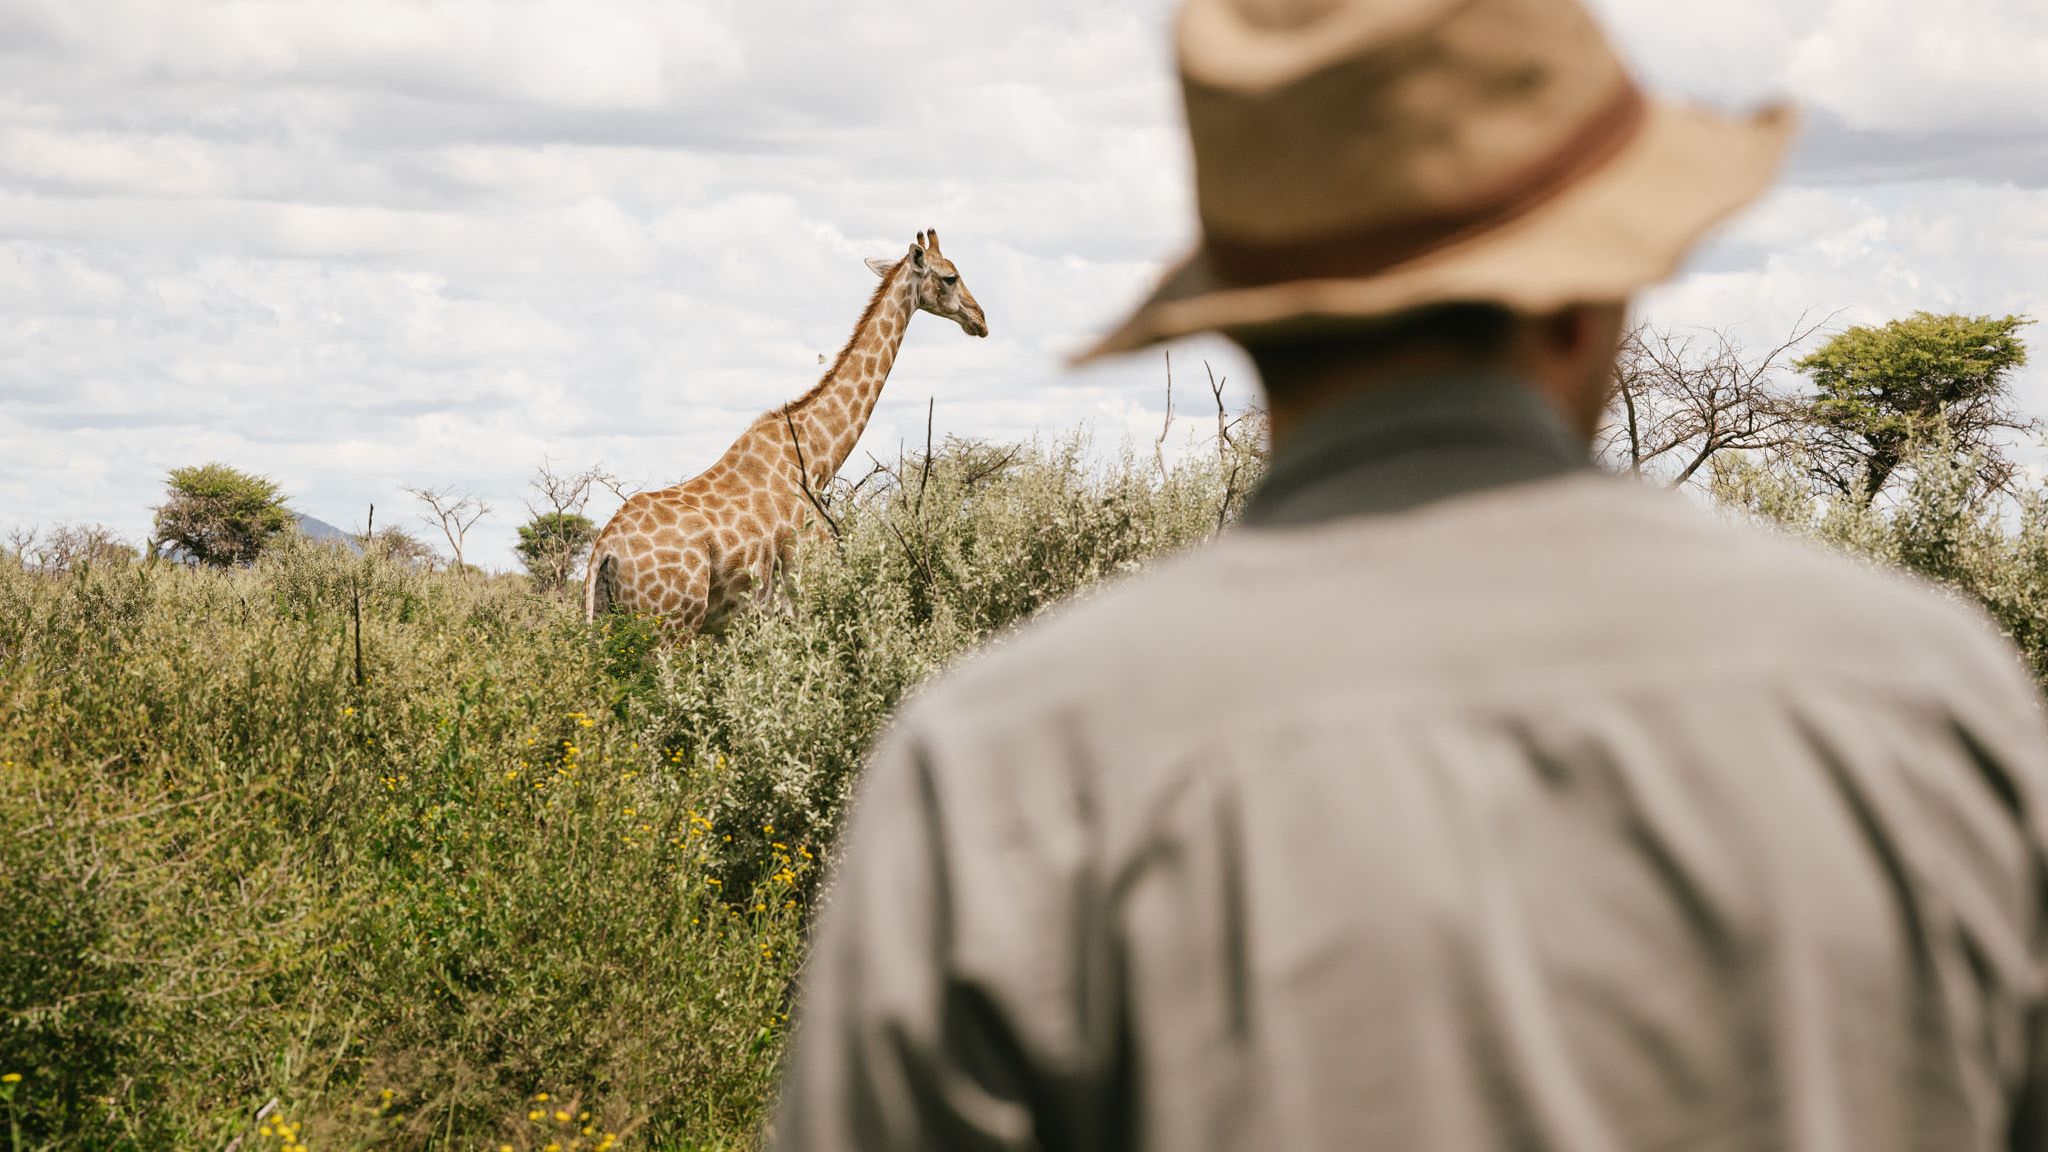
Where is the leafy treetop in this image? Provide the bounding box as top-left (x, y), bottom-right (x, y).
top-left (1798, 311), bottom-right (2033, 500)
top-left (153, 462), bottom-right (295, 568)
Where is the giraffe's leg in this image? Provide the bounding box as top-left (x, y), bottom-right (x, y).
top-left (676, 548), bottom-right (714, 636)
top-left (586, 552), bottom-right (620, 622)
top-left (766, 539), bottom-right (804, 617)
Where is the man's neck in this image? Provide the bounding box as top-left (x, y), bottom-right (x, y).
top-left (1254, 348), bottom-right (1599, 451)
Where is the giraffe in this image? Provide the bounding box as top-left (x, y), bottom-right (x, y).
top-left (584, 229), bottom-right (987, 634)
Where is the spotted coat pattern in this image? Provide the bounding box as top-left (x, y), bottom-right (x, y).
top-left (585, 230), bottom-right (986, 634)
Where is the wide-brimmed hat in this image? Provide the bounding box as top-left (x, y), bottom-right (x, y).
top-left (1076, 0), bottom-right (1795, 362)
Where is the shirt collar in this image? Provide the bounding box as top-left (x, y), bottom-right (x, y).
top-left (1241, 372), bottom-right (1593, 528)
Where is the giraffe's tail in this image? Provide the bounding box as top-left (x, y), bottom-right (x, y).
top-left (585, 551), bottom-right (620, 622)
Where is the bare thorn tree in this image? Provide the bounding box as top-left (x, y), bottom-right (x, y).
top-left (528, 457), bottom-right (620, 523)
top-left (5, 525), bottom-right (36, 568)
top-left (515, 459), bottom-right (620, 589)
top-left (1156, 350), bottom-right (1176, 479)
top-left (407, 485), bottom-right (491, 574)
top-left (6, 524), bottom-right (138, 574)
top-left (1599, 311), bottom-right (1831, 486)
top-left (1205, 361), bottom-right (1231, 464)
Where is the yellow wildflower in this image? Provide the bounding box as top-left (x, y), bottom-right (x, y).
top-left (1, 1072), bottom-right (19, 1083)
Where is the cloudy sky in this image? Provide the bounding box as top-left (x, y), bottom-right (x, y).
top-left (3, 0), bottom-right (2045, 567)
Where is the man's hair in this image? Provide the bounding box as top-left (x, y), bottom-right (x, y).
top-left (1236, 302), bottom-right (1524, 366)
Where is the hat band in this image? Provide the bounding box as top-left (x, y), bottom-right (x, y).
top-left (1203, 81), bottom-right (1649, 286)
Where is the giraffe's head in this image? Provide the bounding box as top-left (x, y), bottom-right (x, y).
top-left (866, 229), bottom-right (987, 338)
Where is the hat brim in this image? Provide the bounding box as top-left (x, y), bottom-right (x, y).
top-left (1072, 100), bottom-right (1797, 364)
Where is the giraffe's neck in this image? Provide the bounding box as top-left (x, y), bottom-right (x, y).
top-left (785, 264), bottom-right (917, 486)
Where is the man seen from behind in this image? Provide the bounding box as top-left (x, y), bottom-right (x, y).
top-left (772, 0), bottom-right (2048, 1148)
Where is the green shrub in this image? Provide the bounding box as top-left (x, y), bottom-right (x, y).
top-left (16, 409), bottom-right (2048, 1150)
top-left (0, 427), bottom-right (1256, 1150)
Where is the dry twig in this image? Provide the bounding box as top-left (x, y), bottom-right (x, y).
top-left (783, 410), bottom-right (842, 543)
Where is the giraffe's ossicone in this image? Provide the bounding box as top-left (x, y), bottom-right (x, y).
top-left (585, 229), bottom-right (988, 635)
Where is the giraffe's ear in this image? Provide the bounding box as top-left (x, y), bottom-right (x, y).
top-left (864, 257), bottom-right (898, 278)
top-left (906, 242), bottom-right (927, 271)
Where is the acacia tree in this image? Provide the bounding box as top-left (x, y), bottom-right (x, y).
top-left (1600, 315), bottom-right (1824, 485)
top-left (1797, 311), bottom-right (2034, 501)
top-left (515, 460), bottom-right (619, 590)
top-left (153, 463), bottom-right (294, 567)
top-left (515, 513), bottom-right (597, 590)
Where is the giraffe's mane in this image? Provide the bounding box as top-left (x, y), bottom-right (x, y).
top-left (778, 259), bottom-right (905, 416)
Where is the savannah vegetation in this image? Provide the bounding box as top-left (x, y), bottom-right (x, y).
top-left (0, 413), bottom-right (1261, 1151)
top-left (3, 310), bottom-right (2045, 1149)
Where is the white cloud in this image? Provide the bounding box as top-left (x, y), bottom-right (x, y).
top-left (1, 0), bottom-right (2044, 565)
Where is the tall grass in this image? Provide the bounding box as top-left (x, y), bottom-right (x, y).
top-left (0, 429), bottom-right (1257, 1151)
top-left (14, 414), bottom-right (2048, 1151)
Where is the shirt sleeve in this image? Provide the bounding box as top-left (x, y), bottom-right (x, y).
top-left (768, 720), bottom-right (1054, 1152)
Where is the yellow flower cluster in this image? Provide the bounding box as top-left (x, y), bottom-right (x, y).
top-left (257, 1115), bottom-right (309, 1152)
top-left (526, 1092), bottom-right (619, 1151)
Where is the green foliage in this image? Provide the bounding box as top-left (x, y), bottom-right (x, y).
top-left (641, 429), bottom-right (1258, 903)
top-left (1713, 433), bottom-right (2048, 682)
top-left (1798, 312), bottom-right (2034, 500)
top-left (0, 428), bottom-right (1254, 1150)
top-left (153, 462), bottom-right (297, 567)
top-left (362, 525), bottom-right (438, 570)
top-left (517, 512), bottom-right (598, 590)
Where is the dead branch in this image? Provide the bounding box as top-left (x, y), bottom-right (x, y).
top-left (960, 445), bottom-right (1022, 489)
top-left (1218, 462), bottom-right (1243, 533)
top-left (1156, 350), bottom-right (1175, 479)
top-left (352, 503), bottom-right (369, 688)
top-left (1598, 310), bottom-right (1833, 487)
top-left (1206, 361), bottom-right (1230, 464)
top-left (783, 410), bottom-right (842, 543)
top-left (915, 396), bottom-right (935, 520)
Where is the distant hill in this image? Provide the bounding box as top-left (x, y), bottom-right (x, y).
top-left (295, 513), bottom-right (362, 555)
top-left (158, 512), bottom-right (362, 564)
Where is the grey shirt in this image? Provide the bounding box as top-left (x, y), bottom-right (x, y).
top-left (772, 375), bottom-right (2048, 1152)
